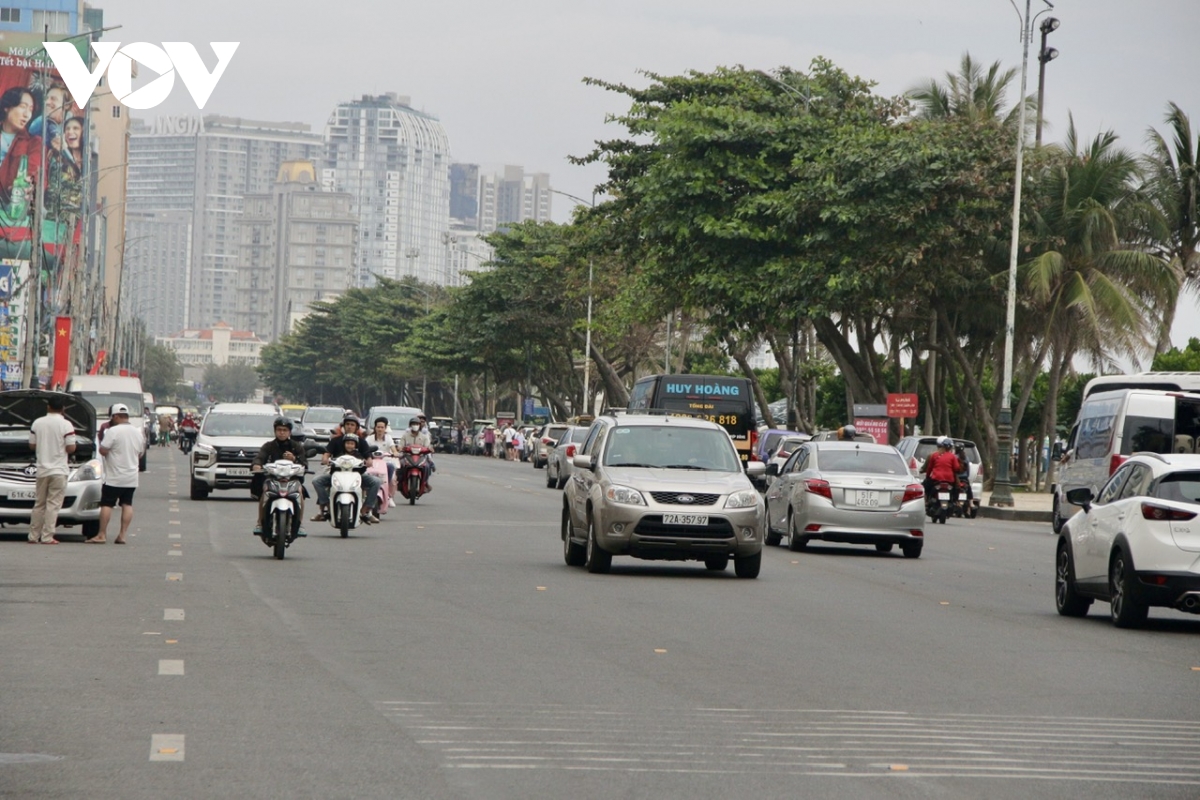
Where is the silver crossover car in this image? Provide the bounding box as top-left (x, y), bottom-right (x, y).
top-left (561, 414), bottom-right (767, 577)
top-left (764, 441), bottom-right (926, 558)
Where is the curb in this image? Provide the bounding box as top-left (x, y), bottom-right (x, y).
top-left (977, 505), bottom-right (1053, 524)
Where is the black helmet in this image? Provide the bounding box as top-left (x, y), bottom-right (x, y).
top-left (342, 433), bottom-right (360, 445)
top-left (409, 417), bottom-right (421, 427)
top-left (273, 415), bottom-right (293, 431)
top-left (342, 414), bottom-right (360, 428)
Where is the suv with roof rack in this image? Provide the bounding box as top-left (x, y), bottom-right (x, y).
top-left (561, 412), bottom-right (767, 577)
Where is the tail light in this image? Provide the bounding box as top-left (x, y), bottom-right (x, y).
top-left (1141, 503), bottom-right (1197, 521)
top-left (804, 524), bottom-right (822, 532)
top-left (910, 529), bottom-right (924, 537)
top-left (778, 449), bottom-right (792, 461)
top-left (750, 429), bottom-right (759, 458)
top-left (908, 457), bottom-right (918, 472)
top-left (804, 479), bottom-right (832, 500)
top-left (901, 484), bottom-right (924, 504)
top-left (565, 444), bottom-right (577, 458)
top-left (542, 437), bottom-right (554, 445)
top-left (1109, 454), bottom-right (1128, 475)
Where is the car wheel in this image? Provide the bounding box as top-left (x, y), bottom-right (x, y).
top-left (556, 472), bottom-right (568, 490)
top-left (562, 506), bottom-right (585, 567)
top-left (546, 464), bottom-right (556, 489)
top-left (734, 551), bottom-right (761, 579)
top-left (875, 543), bottom-right (894, 553)
top-left (704, 556), bottom-right (729, 571)
top-left (534, 457), bottom-right (544, 470)
top-left (901, 542), bottom-right (923, 559)
top-left (765, 515), bottom-right (782, 548)
top-left (1055, 541), bottom-right (1092, 617)
top-left (190, 479), bottom-right (209, 501)
top-left (1109, 549), bottom-right (1148, 628)
top-left (1051, 494), bottom-right (1067, 534)
top-left (787, 511), bottom-right (807, 551)
top-left (584, 516), bottom-right (611, 574)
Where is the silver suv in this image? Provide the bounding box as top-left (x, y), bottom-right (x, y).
top-left (190, 403), bottom-right (279, 500)
top-left (561, 413), bottom-right (767, 578)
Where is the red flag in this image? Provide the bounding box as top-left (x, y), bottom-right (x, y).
top-left (88, 350), bottom-right (106, 375)
top-left (51, 316), bottom-right (71, 390)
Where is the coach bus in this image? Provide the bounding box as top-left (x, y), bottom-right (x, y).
top-left (627, 374), bottom-right (756, 466)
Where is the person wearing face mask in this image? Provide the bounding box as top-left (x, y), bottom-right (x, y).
top-left (397, 417), bottom-right (433, 493)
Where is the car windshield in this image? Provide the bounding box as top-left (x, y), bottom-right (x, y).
top-left (76, 392), bottom-right (144, 418)
top-left (603, 425), bottom-right (741, 472)
top-left (914, 440), bottom-right (980, 464)
top-left (817, 449), bottom-right (908, 475)
top-left (202, 414), bottom-right (277, 437)
top-left (1154, 472), bottom-right (1200, 504)
top-left (304, 408), bottom-right (344, 424)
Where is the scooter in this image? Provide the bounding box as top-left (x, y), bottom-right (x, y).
top-left (366, 452), bottom-right (392, 514)
top-left (179, 431), bottom-right (197, 455)
top-left (397, 444), bottom-right (432, 505)
top-left (260, 460), bottom-right (306, 559)
top-left (926, 481), bottom-right (953, 524)
top-left (328, 454), bottom-right (364, 538)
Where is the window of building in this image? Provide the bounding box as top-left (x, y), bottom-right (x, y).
top-left (111, 105), bottom-right (122, 119)
top-left (32, 9), bottom-right (69, 32)
top-left (0, 8), bottom-right (21, 22)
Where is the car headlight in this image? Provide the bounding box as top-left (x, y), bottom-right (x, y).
top-left (69, 459), bottom-right (103, 482)
top-left (724, 489), bottom-right (759, 509)
top-left (194, 443), bottom-right (216, 465)
top-left (605, 484), bottom-right (646, 506)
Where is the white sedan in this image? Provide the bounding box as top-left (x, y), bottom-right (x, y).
top-left (1056, 453), bottom-right (1200, 628)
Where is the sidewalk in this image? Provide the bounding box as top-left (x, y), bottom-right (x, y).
top-left (977, 489), bottom-right (1054, 524)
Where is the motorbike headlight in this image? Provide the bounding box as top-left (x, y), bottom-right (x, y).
top-left (605, 484), bottom-right (646, 506)
top-left (724, 489), bottom-right (759, 509)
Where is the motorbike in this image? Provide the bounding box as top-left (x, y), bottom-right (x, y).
top-left (259, 460), bottom-right (306, 559)
top-left (926, 481), bottom-right (954, 524)
top-left (328, 454), bottom-right (364, 537)
top-left (179, 429), bottom-right (197, 455)
top-left (366, 452), bottom-right (392, 514)
top-left (952, 475), bottom-right (977, 518)
top-left (397, 444), bottom-right (432, 505)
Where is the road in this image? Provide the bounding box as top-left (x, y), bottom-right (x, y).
top-left (2, 447), bottom-right (1199, 799)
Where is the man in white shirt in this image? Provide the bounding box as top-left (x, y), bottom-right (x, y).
top-left (27, 394), bottom-right (77, 544)
top-left (93, 403), bottom-right (146, 544)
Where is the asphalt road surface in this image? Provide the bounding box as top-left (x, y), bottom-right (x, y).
top-left (3, 447), bottom-right (1199, 799)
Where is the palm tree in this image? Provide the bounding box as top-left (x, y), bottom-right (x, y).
top-left (908, 53), bottom-right (1032, 128)
top-left (1140, 102), bottom-right (1199, 354)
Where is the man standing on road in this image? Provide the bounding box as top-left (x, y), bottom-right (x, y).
top-left (93, 403), bottom-right (146, 544)
top-left (27, 394), bottom-right (77, 544)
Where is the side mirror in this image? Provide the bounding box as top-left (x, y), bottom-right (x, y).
top-left (572, 453), bottom-right (594, 471)
top-left (1065, 487), bottom-right (1093, 511)
top-left (745, 461), bottom-right (766, 478)
top-left (765, 463), bottom-right (779, 477)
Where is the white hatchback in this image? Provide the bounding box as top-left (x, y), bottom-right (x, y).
top-left (1056, 453), bottom-right (1200, 628)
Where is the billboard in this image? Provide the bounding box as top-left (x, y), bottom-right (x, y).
top-left (0, 33), bottom-right (88, 275)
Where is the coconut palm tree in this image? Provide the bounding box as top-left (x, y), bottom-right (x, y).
top-left (908, 52), bottom-right (1032, 128)
top-left (1139, 102), bottom-right (1199, 354)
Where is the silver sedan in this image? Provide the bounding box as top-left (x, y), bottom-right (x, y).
top-left (764, 441), bottom-right (926, 558)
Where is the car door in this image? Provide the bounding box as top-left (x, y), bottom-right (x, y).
top-left (781, 446), bottom-right (813, 527)
top-left (766, 449), bottom-right (803, 531)
top-left (568, 422), bottom-right (605, 529)
top-left (1095, 462), bottom-right (1154, 567)
top-left (1074, 464), bottom-right (1133, 583)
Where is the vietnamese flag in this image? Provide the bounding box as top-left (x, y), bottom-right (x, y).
top-left (51, 316), bottom-right (71, 390)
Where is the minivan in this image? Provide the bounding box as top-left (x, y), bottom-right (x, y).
top-left (68, 375), bottom-right (148, 471)
top-left (1054, 388), bottom-right (1200, 531)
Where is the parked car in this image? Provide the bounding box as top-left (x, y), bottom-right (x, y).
top-left (364, 405), bottom-right (425, 440)
top-left (190, 403), bottom-right (281, 500)
top-left (1054, 389), bottom-right (1200, 533)
top-left (561, 412), bottom-right (767, 577)
top-left (0, 390), bottom-right (103, 540)
top-left (545, 426), bottom-right (590, 489)
top-left (754, 428), bottom-right (805, 464)
top-left (896, 435), bottom-right (983, 517)
top-left (764, 435), bottom-right (812, 484)
top-left (764, 440), bottom-right (925, 557)
top-left (531, 423), bottom-right (570, 469)
top-left (1056, 453), bottom-right (1200, 628)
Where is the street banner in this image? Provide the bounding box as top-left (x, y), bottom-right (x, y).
top-left (854, 417), bottom-right (890, 445)
top-left (0, 258), bottom-right (26, 388)
top-left (51, 314), bottom-right (70, 388)
top-left (886, 393), bottom-right (919, 419)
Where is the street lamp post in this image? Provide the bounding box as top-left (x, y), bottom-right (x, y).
top-left (548, 189), bottom-right (596, 415)
top-left (992, 0), bottom-right (1056, 507)
top-left (1035, 16), bottom-right (1060, 148)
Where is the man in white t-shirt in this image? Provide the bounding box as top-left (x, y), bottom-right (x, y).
top-left (93, 403), bottom-right (146, 544)
top-left (28, 395), bottom-right (77, 544)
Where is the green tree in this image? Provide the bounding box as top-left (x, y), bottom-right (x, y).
top-left (141, 343), bottom-right (182, 399)
top-left (908, 52), bottom-right (1028, 128)
top-left (202, 363), bottom-right (260, 402)
top-left (1152, 337), bottom-right (1200, 371)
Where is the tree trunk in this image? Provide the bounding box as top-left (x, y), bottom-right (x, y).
top-left (1155, 282), bottom-right (1181, 356)
top-left (1042, 342), bottom-right (1068, 491)
top-left (729, 340), bottom-right (774, 429)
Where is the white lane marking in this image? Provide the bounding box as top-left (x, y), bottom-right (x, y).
top-left (168, 551), bottom-right (182, 557)
top-left (168, 533), bottom-right (181, 539)
top-left (158, 660), bottom-right (184, 676)
top-left (169, 520), bottom-right (181, 525)
top-left (166, 573), bottom-right (182, 581)
top-left (163, 609), bottom-right (184, 621)
top-left (149, 733), bottom-right (184, 761)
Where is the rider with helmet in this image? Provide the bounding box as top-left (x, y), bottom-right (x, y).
top-left (836, 424), bottom-right (859, 441)
top-left (922, 436), bottom-right (963, 501)
top-left (251, 416), bottom-right (309, 538)
top-left (397, 416), bottom-right (434, 493)
top-left (311, 414), bottom-right (384, 524)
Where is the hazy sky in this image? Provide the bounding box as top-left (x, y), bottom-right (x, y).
top-left (93, 0), bottom-right (1200, 351)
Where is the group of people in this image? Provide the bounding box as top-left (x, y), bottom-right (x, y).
top-left (28, 397), bottom-right (145, 545)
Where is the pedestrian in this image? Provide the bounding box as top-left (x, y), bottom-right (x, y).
top-left (27, 394), bottom-right (77, 544)
top-left (483, 425), bottom-right (496, 458)
top-left (92, 403), bottom-right (146, 544)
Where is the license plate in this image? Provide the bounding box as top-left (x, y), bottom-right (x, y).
top-left (225, 467), bottom-right (251, 476)
top-left (938, 492), bottom-right (951, 502)
top-left (6, 489), bottom-right (36, 500)
top-left (852, 490), bottom-right (880, 507)
top-left (662, 513), bottom-right (709, 526)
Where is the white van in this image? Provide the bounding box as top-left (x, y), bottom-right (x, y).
top-left (67, 375), bottom-right (149, 472)
top-left (1053, 388), bottom-right (1200, 531)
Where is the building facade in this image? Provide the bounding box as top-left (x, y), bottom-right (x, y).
top-left (322, 93), bottom-right (452, 286)
top-left (232, 160), bottom-right (356, 341)
top-left (157, 322), bottom-right (265, 383)
top-left (478, 165), bottom-right (552, 234)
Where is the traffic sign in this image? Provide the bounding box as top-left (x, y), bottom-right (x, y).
top-left (887, 393), bottom-right (919, 419)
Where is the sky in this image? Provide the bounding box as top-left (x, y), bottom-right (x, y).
top-left (90, 0), bottom-right (1200, 353)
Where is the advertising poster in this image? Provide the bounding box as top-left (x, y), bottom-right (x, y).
top-left (0, 257), bottom-right (26, 388)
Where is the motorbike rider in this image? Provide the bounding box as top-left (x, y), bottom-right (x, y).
top-left (836, 424), bottom-right (859, 441)
top-left (367, 417), bottom-right (400, 498)
top-left (311, 415), bottom-right (384, 524)
top-left (922, 437), bottom-right (963, 503)
top-left (397, 416), bottom-right (434, 493)
top-left (251, 416), bottom-right (308, 538)
top-left (954, 442), bottom-right (973, 507)
top-left (178, 412), bottom-right (199, 452)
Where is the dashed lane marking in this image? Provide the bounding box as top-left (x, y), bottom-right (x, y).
top-left (158, 660), bottom-right (184, 676)
top-left (149, 734), bottom-right (184, 761)
top-left (164, 609), bottom-right (184, 621)
top-left (168, 551), bottom-right (181, 557)
top-left (166, 573), bottom-right (182, 581)
top-left (169, 533), bottom-right (181, 539)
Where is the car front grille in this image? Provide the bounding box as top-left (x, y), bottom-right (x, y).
top-left (216, 448), bottom-right (256, 464)
top-left (649, 492), bottom-right (720, 506)
top-left (634, 515), bottom-right (735, 539)
top-left (0, 468), bottom-right (37, 485)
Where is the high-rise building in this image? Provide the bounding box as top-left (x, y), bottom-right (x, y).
top-left (322, 93), bottom-right (452, 286)
top-left (124, 115), bottom-right (323, 334)
top-left (232, 161), bottom-right (357, 341)
top-left (477, 165), bottom-right (553, 233)
top-left (449, 163), bottom-right (479, 229)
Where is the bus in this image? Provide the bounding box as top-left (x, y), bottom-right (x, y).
top-left (628, 374), bottom-right (756, 466)
top-left (1081, 372), bottom-right (1200, 399)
